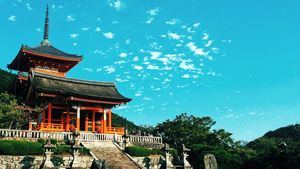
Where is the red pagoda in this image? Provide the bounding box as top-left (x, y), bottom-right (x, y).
top-left (7, 5), bottom-right (131, 134)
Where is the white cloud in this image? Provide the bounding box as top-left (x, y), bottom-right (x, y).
top-left (25, 3), bottom-right (33, 10)
top-left (205, 40), bottom-right (213, 47)
top-left (72, 43), bottom-right (77, 46)
top-left (115, 78), bottom-right (128, 82)
top-left (82, 67), bottom-right (93, 72)
top-left (133, 65), bottom-right (143, 71)
top-left (66, 15), bottom-right (75, 21)
top-left (182, 74), bottom-right (191, 78)
top-left (165, 19), bottom-right (179, 25)
top-left (81, 27), bottom-right (90, 31)
top-left (146, 17), bottom-right (154, 24)
top-left (109, 0), bottom-right (123, 11)
top-left (119, 52), bottom-right (128, 58)
top-left (193, 22), bottom-right (200, 28)
top-left (95, 27), bottom-right (101, 32)
top-left (36, 28), bottom-right (42, 32)
top-left (147, 7), bottom-right (159, 16)
top-left (179, 60), bottom-right (195, 70)
top-left (104, 66), bottom-right (116, 74)
top-left (186, 42), bottom-right (206, 56)
top-left (70, 34), bottom-right (79, 39)
top-left (8, 15), bottom-right (16, 21)
top-left (150, 51), bottom-right (161, 60)
top-left (103, 32), bottom-right (114, 39)
top-left (125, 39), bottom-right (131, 44)
top-left (167, 32), bottom-right (180, 40)
top-left (249, 112), bottom-right (257, 116)
top-left (133, 56), bottom-right (139, 62)
top-left (202, 33), bottom-right (209, 40)
top-left (147, 65), bottom-right (159, 70)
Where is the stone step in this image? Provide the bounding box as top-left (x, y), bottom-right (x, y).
top-left (83, 141), bottom-right (140, 169)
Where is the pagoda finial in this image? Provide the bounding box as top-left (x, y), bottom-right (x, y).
top-left (41, 4), bottom-right (50, 46)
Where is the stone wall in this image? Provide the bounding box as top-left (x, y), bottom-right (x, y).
top-left (132, 155), bottom-right (165, 169)
top-left (0, 155), bottom-right (93, 169)
top-left (0, 155), bottom-right (44, 169)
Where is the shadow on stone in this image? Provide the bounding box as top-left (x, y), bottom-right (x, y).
top-left (20, 156), bottom-right (34, 169)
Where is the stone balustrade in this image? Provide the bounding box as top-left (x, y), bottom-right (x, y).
top-left (0, 129), bottom-right (163, 145)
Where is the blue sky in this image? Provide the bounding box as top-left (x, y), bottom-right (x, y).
top-left (0, 0), bottom-right (299, 141)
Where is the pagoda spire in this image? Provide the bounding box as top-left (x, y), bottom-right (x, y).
top-left (41, 4), bottom-right (50, 46)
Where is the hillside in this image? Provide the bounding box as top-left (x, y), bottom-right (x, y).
top-left (263, 124), bottom-right (300, 141)
top-left (0, 69), bottom-right (15, 92)
top-left (244, 124), bottom-right (300, 169)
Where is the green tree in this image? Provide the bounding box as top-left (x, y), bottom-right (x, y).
top-left (0, 92), bottom-right (34, 129)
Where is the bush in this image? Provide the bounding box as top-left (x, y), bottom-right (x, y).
top-left (37, 138), bottom-right (46, 145)
top-left (50, 139), bottom-right (57, 145)
top-left (53, 145), bottom-right (71, 155)
top-left (125, 146), bottom-right (162, 157)
top-left (0, 140), bottom-right (43, 155)
top-left (79, 147), bottom-right (90, 155)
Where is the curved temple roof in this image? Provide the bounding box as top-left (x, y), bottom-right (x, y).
top-left (22, 44), bottom-right (82, 60)
top-left (30, 72), bottom-right (132, 103)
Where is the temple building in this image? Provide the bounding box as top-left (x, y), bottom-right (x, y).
top-left (7, 5), bottom-right (131, 134)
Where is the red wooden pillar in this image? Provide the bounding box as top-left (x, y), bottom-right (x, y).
top-left (48, 103), bottom-right (52, 128)
top-left (85, 113), bottom-right (89, 132)
top-left (92, 111), bottom-right (95, 132)
top-left (108, 109), bottom-right (112, 130)
top-left (66, 109), bottom-right (70, 131)
top-left (76, 106), bottom-right (80, 131)
top-left (103, 109), bottom-right (107, 133)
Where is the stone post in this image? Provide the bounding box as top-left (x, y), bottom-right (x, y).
top-left (164, 143), bottom-right (174, 169)
top-left (43, 138), bottom-right (55, 168)
top-left (72, 138), bottom-right (82, 168)
top-left (122, 128), bottom-right (129, 148)
top-left (204, 154), bottom-right (217, 169)
top-left (182, 144), bottom-right (192, 169)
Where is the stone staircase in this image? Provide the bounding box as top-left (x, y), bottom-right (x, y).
top-left (82, 141), bottom-right (141, 169)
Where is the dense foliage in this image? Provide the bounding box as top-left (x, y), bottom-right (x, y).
top-left (125, 146), bottom-right (163, 157)
top-left (0, 140), bottom-right (43, 155)
top-left (0, 69), bottom-right (15, 93)
top-left (151, 113), bottom-right (254, 169)
top-left (0, 92), bottom-right (24, 129)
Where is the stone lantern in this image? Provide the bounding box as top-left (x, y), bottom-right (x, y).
top-left (72, 138), bottom-right (83, 168)
top-left (182, 144), bottom-right (192, 169)
top-left (164, 143), bottom-right (174, 169)
top-left (43, 138), bottom-right (55, 168)
top-left (122, 128), bottom-right (130, 148)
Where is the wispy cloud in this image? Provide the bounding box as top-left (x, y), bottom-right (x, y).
top-left (8, 15), bottom-right (16, 22)
top-left (66, 15), bottom-right (75, 21)
top-left (70, 33), bottom-right (79, 39)
top-left (103, 32), bottom-right (114, 39)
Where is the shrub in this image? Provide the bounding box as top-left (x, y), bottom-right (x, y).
top-left (53, 145), bottom-right (71, 155)
top-left (50, 139), bottom-right (58, 145)
top-left (37, 138), bottom-right (46, 145)
top-left (125, 146), bottom-right (156, 157)
top-left (79, 147), bottom-right (90, 155)
top-left (0, 140), bottom-right (43, 155)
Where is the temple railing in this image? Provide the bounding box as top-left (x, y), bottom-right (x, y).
top-left (128, 135), bottom-right (163, 145)
top-left (0, 129), bottom-right (163, 145)
top-left (0, 129), bottom-right (121, 142)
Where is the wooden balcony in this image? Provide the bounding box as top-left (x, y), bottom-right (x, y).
top-left (40, 122), bottom-right (64, 132)
top-left (105, 127), bottom-right (125, 135)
